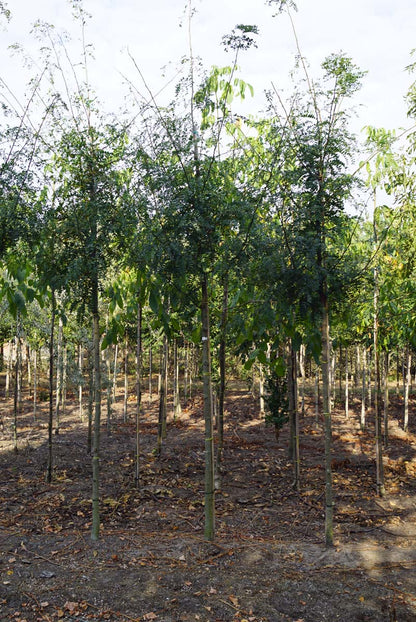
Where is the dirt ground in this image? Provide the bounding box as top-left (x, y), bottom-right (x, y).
top-left (1, 379), bottom-right (416, 622)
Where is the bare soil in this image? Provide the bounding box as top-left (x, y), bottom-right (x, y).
top-left (1, 380), bottom-right (416, 621)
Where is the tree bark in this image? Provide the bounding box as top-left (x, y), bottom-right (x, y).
top-left (288, 343), bottom-right (300, 491)
top-left (383, 351), bottom-right (389, 447)
top-left (157, 335), bottom-right (168, 455)
top-left (361, 347), bottom-right (366, 431)
top-left (46, 292), bottom-right (56, 482)
top-left (404, 347), bottom-right (411, 432)
top-left (373, 219), bottom-right (385, 498)
top-left (13, 313), bottom-right (22, 454)
top-left (173, 338), bottom-right (182, 419)
top-left (78, 344), bottom-right (83, 421)
top-left (321, 290), bottom-right (334, 547)
top-left (345, 348), bottom-right (349, 419)
top-left (123, 335), bottom-right (128, 423)
top-left (91, 279), bottom-right (102, 541)
top-left (33, 349), bottom-right (38, 421)
top-left (216, 276), bottom-right (228, 473)
top-left (55, 314), bottom-right (63, 434)
top-left (135, 301), bottom-right (142, 488)
top-left (201, 273), bottom-right (215, 541)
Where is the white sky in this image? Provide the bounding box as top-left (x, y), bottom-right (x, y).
top-left (1, 0), bottom-right (416, 139)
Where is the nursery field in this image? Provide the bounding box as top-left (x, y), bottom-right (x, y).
top-left (1, 382), bottom-right (416, 621)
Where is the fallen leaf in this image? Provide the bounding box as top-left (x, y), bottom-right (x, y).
top-left (64, 601), bottom-right (78, 613)
top-left (143, 613), bottom-right (157, 620)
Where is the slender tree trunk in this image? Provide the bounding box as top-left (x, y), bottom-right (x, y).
top-left (112, 344), bottom-right (118, 404)
top-left (105, 344), bottom-right (113, 435)
top-left (87, 344), bottom-right (94, 455)
top-left (330, 350), bottom-right (336, 409)
top-left (78, 344), bottom-right (83, 421)
top-left (46, 292), bottom-right (56, 482)
top-left (135, 301), bottom-right (142, 488)
top-left (404, 346), bottom-right (411, 432)
top-left (13, 314), bottom-right (22, 454)
top-left (184, 342), bottom-right (189, 404)
top-left (158, 347), bottom-right (162, 397)
top-left (55, 314), bottom-right (63, 435)
top-left (17, 327), bottom-right (23, 418)
top-left (123, 335), bottom-right (128, 423)
top-left (173, 338), bottom-right (182, 419)
top-left (361, 347), bottom-right (366, 431)
top-left (367, 350), bottom-right (372, 407)
top-left (33, 349), bottom-right (38, 421)
top-left (189, 343), bottom-right (194, 400)
top-left (373, 216), bottom-right (385, 498)
top-left (62, 343), bottom-right (67, 416)
top-left (288, 343), bottom-right (300, 491)
top-left (299, 344), bottom-right (306, 416)
top-left (345, 348), bottom-right (349, 419)
top-left (5, 340), bottom-right (12, 399)
top-left (338, 346), bottom-right (343, 400)
top-left (259, 363), bottom-right (265, 417)
top-left (91, 280), bottom-right (102, 541)
top-left (315, 368), bottom-right (320, 425)
top-left (201, 273), bottom-right (215, 541)
top-left (216, 277), bottom-right (228, 474)
top-left (26, 345), bottom-right (31, 397)
top-left (148, 346), bottom-right (152, 403)
top-left (355, 344), bottom-right (360, 391)
top-left (157, 335), bottom-right (168, 455)
top-left (383, 351), bottom-right (389, 447)
top-left (321, 290), bottom-right (334, 547)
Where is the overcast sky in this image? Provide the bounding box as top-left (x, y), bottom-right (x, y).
top-left (2, 0), bottom-right (416, 139)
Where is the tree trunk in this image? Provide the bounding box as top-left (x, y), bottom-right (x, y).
top-left (184, 342), bottom-right (189, 404)
top-left (78, 344), bottom-right (83, 421)
top-left (87, 344), bottom-right (94, 455)
top-left (5, 340), bottom-right (12, 399)
top-left (46, 292), bottom-right (56, 482)
top-left (135, 302), bottom-right (142, 488)
top-left (321, 292), bottom-right (334, 547)
top-left (55, 314), bottom-right (64, 435)
top-left (315, 368), bottom-right (320, 425)
top-left (373, 217), bottom-right (385, 498)
top-left (112, 344), bottom-right (118, 404)
top-left (361, 347), bottom-right (366, 431)
top-left (404, 347), bottom-right (411, 433)
top-left (383, 351), bottom-right (389, 447)
top-left (13, 314), bottom-right (22, 454)
top-left (299, 344), bottom-right (306, 416)
top-left (355, 344), bottom-right (360, 390)
top-left (148, 346), bottom-right (153, 403)
top-left (123, 335), bottom-right (128, 423)
top-left (201, 273), bottom-right (215, 541)
top-left (259, 363), bottom-right (265, 417)
top-left (288, 343), bottom-right (300, 491)
top-left (33, 349), bottom-right (38, 421)
top-left (105, 343), bottom-right (113, 435)
top-left (91, 280), bottom-right (102, 541)
top-left (216, 277), bottom-right (228, 474)
top-left (345, 348), bottom-right (349, 419)
top-left (157, 336), bottom-right (168, 455)
top-left (173, 338), bottom-right (182, 419)
top-left (26, 345), bottom-right (31, 397)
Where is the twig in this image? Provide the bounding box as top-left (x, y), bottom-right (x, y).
top-left (20, 546), bottom-right (62, 566)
